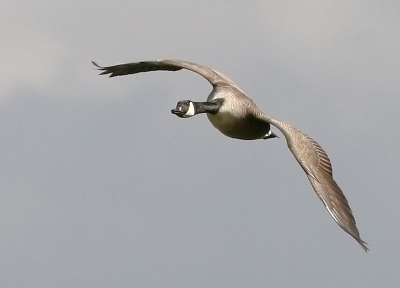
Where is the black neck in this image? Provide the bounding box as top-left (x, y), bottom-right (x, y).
top-left (194, 98), bottom-right (224, 115)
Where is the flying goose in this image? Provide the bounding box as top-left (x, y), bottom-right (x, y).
top-left (92, 59), bottom-right (368, 252)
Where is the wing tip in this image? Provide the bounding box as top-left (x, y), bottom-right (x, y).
top-left (91, 61), bottom-right (101, 68)
top-left (356, 238), bottom-right (369, 253)
top-left (91, 61), bottom-right (115, 77)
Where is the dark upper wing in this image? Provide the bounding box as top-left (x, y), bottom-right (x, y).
top-left (92, 59), bottom-right (246, 93)
top-left (92, 60), bottom-right (181, 77)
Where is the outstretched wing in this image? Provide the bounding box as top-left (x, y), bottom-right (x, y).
top-left (92, 59), bottom-right (246, 93)
top-left (261, 115), bottom-right (369, 252)
top-left (92, 60), bottom-right (182, 76)
top-left (287, 128), bottom-right (368, 251)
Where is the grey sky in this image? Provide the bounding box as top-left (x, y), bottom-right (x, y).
top-left (1, 1), bottom-right (399, 287)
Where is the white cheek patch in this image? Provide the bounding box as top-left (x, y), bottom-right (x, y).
top-left (184, 102), bottom-right (195, 117)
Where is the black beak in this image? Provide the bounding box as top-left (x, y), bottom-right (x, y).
top-left (171, 108), bottom-right (184, 117)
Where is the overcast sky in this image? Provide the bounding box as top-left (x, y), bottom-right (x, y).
top-left (1, 1), bottom-right (400, 287)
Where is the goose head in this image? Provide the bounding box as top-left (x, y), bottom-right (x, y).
top-left (171, 100), bottom-right (196, 118)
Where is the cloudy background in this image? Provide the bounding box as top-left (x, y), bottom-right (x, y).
top-left (1, 1), bottom-right (399, 287)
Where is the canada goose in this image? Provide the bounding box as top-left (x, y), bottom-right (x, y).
top-left (92, 59), bottom-right (368, 252)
